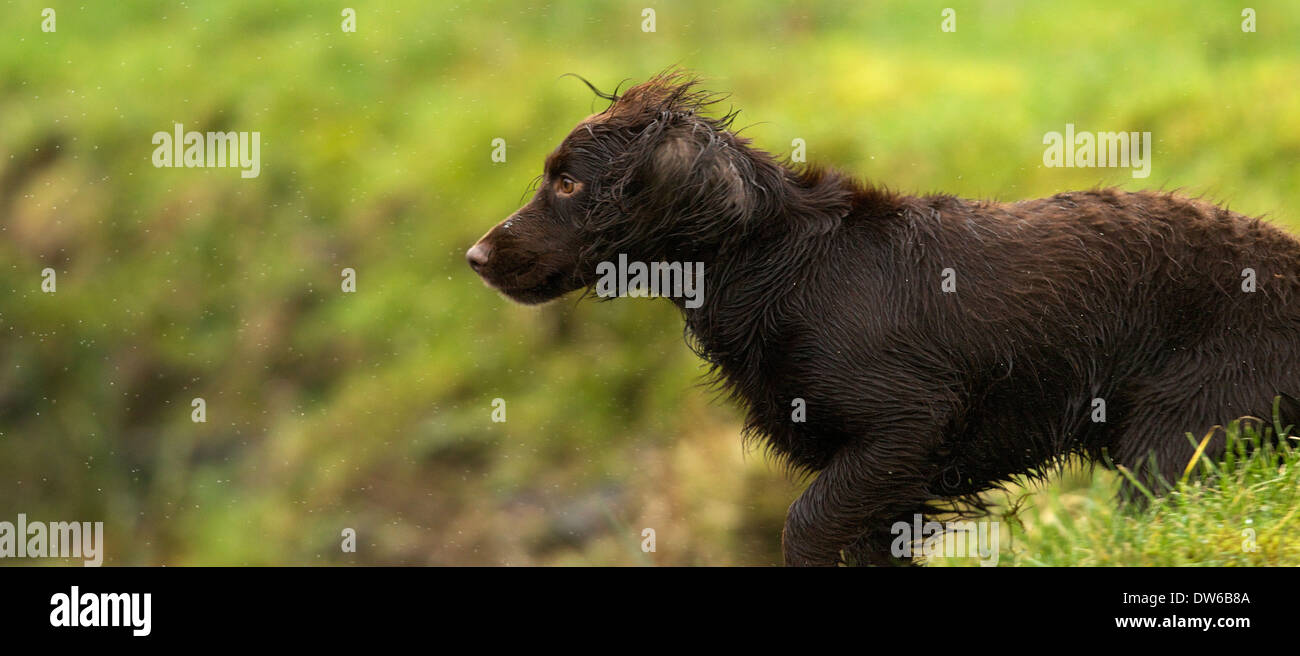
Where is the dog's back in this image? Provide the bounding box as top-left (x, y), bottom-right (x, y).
top-left (742, 185), bottom-right (1300, 473)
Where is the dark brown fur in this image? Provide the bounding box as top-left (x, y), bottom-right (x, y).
top-left (468, 70), bottom-right (1300, 566)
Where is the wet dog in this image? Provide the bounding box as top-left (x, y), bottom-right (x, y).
top-left (468, 70), bottom-right (1300, 565)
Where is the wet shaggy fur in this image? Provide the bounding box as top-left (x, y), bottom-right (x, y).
top-left (467, 70), bottom-right (1300, 566)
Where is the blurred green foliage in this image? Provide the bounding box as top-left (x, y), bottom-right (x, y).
top-left (0, 1), bottom-right (1296, 564)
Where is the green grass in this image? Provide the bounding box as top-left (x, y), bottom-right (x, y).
top-left (930, 417), bottom-right (1300, 566)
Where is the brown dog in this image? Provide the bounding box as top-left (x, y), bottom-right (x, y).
top-left (468, 70), bottom-right (1300, 566)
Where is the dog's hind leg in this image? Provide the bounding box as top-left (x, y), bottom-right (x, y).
top-left (1107, 375), bottom-right (1298, 499)
top-left (1107, 406), bottom-right (1225, 502)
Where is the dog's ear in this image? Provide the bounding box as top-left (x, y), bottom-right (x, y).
top-left (642, 125), bottom-right (755, 224)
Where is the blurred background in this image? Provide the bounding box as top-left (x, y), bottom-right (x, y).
top-left (0, 1), bottom-right (1297, 565)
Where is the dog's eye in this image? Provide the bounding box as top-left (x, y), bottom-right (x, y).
top-left (556, 175), bottom-right (580, 196)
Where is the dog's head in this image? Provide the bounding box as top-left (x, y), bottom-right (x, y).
top-left (467, 70), bottom-right (766, 305)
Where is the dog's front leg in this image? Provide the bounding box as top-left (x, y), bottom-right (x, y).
top-left (782, 441), bottom-right (932, 567)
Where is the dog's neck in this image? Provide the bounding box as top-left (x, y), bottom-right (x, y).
top-left (669, 164), bottom-right (882, 378)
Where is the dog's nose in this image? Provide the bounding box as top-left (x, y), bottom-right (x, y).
top-left (466, 242), bottom-right (491, 271)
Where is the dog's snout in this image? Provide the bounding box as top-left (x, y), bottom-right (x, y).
top-left (466, 242), bottom-right (491, 271)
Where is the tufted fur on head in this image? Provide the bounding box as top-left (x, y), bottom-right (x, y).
top-left (564, 70), bottom-right (847, 266)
